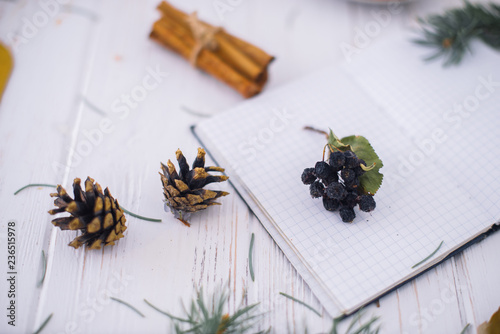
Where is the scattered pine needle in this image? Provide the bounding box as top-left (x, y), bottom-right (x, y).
top-left (279, 292), bottom-right (321, 317)
top-left (249, 233), bottom-right (255, 282)
top-left (81, 96), bottom-right (107, 115)
top-left (180, 105), bottom-right (212, 118)
top-left (14, 183), bottom-right (56, 195)
top-left (33, 313), bottom-right (53, 334)
top-left (37, 250), bottom-right (47, 287)
top-left (119, 206), bottom-right (162, 223)
top-left (412, 240), bottom-right (444, 269)
top-left (110, 297), bottom-right (145, 318)
top-left (459, 323), bottom-right (470, 334)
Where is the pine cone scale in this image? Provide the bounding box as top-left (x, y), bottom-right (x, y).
top-left (176, 149), bottom-right (190, 178)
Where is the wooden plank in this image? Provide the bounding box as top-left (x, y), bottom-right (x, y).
top-left (0, 1), bottom-right (100, 333)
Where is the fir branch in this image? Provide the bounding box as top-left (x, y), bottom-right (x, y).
top-left (414, 1), bottom-right (500, 66)
top-left (145, 287), bottom-right (265, 334)
top-left (329, 309), bottom-right (381, 334)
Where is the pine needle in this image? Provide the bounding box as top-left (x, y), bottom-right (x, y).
top-left (33, 313), bottom-right (53, 334)
top-left (14, 183), bottom-right (56, 195)
top-left (37, 250), bottom-right (47, 287)
top-left (180, 105), bottom-right (212, 118)
top-left (279, 292), bottom-right (321, 317)
top-left (411, 240), bottom-right (444, 269)
top-left (249, 233), bottom-right (255, 282)
top-left (119, 206), bottom-right (162, 223)
top-left (81, 96), bottom-right (107, 115)
top-left (110, 297), bottom-right (145, 318)
top-left (459, 323), bottom-right (470, 334)
top-left (144, 299), bottom-right (193, 323)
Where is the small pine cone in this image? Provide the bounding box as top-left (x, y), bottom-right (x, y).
top-left (160, 148), bottom-right (229, 225)
top-left (48, 177), bottom-right (127, 250)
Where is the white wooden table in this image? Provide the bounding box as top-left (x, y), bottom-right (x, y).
top-left (1, 0), bottom-right (499, 333)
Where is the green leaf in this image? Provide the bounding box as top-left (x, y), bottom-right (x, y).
top-left (327, 130), bottom-right (351, 152)
top-left (340, 135), bottom-right (384, 195)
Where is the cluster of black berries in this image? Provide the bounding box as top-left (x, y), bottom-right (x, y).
top-left (301, 150), bottom-right (376, 223)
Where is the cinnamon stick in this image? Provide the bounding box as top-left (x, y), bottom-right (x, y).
top-left (157, 1), bottom-right (266, 81)
top-left (151, 1), bottom-right (273, 98)
top-left (151, 19), bottom-right (263, 98)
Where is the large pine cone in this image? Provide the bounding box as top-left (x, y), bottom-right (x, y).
top-left (48, 177), bottom-right (127, 249)
top-left (160, 148), bottom-right (229, 225)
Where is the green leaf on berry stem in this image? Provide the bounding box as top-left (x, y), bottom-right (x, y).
top-left (327, 130), bottom-right (351, 151)
top-left (341, 135), bottom-right (384, 195)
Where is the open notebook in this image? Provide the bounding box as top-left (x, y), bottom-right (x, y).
top-left (192, 34), bottom-right (500, 316)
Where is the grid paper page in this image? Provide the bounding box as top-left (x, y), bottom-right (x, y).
top-left (195, 38), bottom-right (499, 314)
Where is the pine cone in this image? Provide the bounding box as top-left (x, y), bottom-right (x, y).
top-left (160, 148), bottom-right (229, 225)
top-left (48, 177), bottom-right (127, 249)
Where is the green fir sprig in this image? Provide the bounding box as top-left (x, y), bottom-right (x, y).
top-left (414, 1), bottom-right (500, 66)
top-left (330, 309), bottom-right (381, 334)
top-left (145, 287), bottom-right (268, 334)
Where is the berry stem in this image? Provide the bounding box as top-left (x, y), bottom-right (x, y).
top-left (304, 126), bottom-right (329, 139)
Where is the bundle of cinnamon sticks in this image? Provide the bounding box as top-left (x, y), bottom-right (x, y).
top-left (150, 1), bottom-right (274, 98)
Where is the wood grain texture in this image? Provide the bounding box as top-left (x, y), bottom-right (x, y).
top-left (0, 0), bottom-right (498, 333)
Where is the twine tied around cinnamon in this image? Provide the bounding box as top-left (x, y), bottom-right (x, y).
top-left (186, 12), bottom-right (221, 66)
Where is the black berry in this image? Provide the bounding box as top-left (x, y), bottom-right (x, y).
top-left (344, 151), bottom-right (359, 168)
top-left (301, 168), bottom-right (316, 185)
top-left (302, 147), bottom-right (377, 223)
top-left (345, 177), bottom-right (360, 192)
top-left (340, 169), bottom-right (355, 184)
top-left (329, 151), bottom-right (345, 169)
top-left (315, 161), bottom-right (332, 181)
top-left (323, 197), bottom-right (340, 212)
top-left (324, 172), bottom-right (339, 186)
top-left (359, 195), bottom-right (376, 212)
top-left (342, 192), bottom-right (360, 208)
top-left (309, 180), bottom-right (324, 198)
top-left (339, 206), bottom-right (356, 223)
top-left (326, 183), bottom-right (347, 200)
